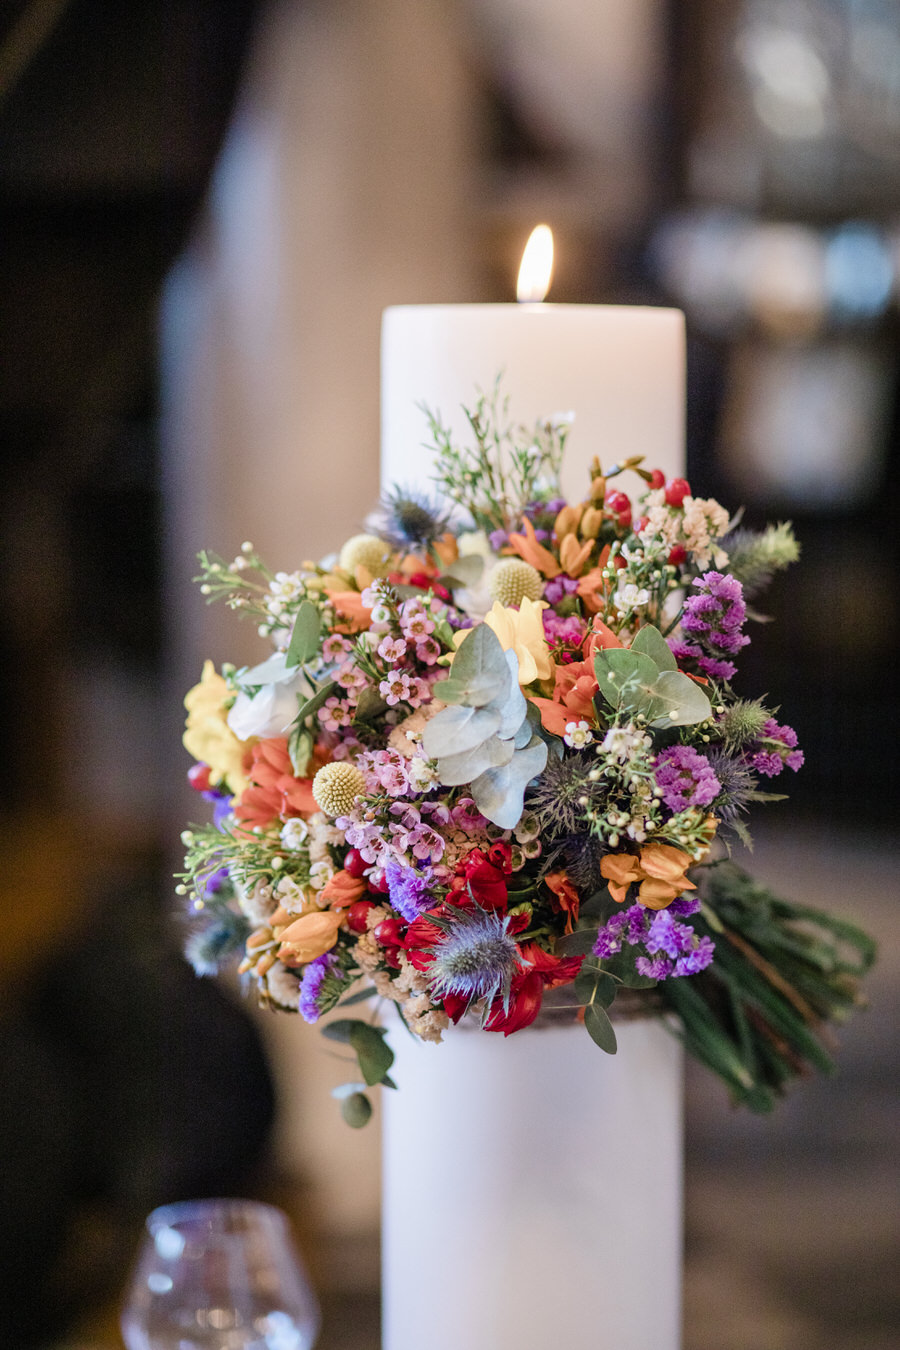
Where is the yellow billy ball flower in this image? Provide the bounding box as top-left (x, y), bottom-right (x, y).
top-left (339, 533), bottom-right (392, 579)
top-left (487, 558), bottom-right (544, 608)
top-left (312, 762), bottom-right (366, 817)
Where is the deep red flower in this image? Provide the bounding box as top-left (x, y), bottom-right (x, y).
top-left (484, 942), bottom-right (584, 1036)
top-left (457, 846), bottom-right (511, 909)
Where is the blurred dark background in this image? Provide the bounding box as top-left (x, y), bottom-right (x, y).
top-left (0, 2), bottom-right (897, 1347)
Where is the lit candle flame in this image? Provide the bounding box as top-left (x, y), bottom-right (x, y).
top-left (517, 224), bottom-right (554, 302)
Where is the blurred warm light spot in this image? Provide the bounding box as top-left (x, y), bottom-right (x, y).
top-left (517, 224), bottom-right (554, 302)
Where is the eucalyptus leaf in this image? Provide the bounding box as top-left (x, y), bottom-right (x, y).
top-left (293, 679), bottom-right (338, 727)
top-left (422, 703), bottom-right (502, 758)
top-left (285, 600), bottom-right (321, 668)
top-left (647, 670), bottom-right (712, 728)
top-left (490, 650), bottom-right (528, 739)
top-left (288, 725), bottom-right (314, 778)
top-left (439, 554), bottom-right (485, 587)
top-left (438, 624), bottom-right (511, 708)
top-left (573, 964), bottom-right (617, 1009)
top-left (353, 686), bottom-right (389, 723)
top-left (584, 1002), bottom-right (618, 1053)
top-left (348, 1022), bottom-right (395, 1086)
top-left (604, 647), bottom-right (661, 689)
top-left (471, 736), bottom-right (548, 829)
top-left (320, 1018), bottom-right (365, 1045)
top-left (340, 1092), bottom-right (373, 1128)
top-left (631, 624), bottom-right (678, 671)
top-left (437, 735), bottom-right (516, 786)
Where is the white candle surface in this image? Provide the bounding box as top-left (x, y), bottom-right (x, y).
top-left (381, 303), bottom-right (685, 502)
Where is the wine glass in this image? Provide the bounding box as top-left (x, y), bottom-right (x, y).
top-left (121, 1198), bottom-right (320, 1349)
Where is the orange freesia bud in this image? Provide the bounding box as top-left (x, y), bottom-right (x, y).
top-left (278, 910), bottom-right (342, 965)
top-left (638, 842), bottom-right (696, 884)
top-left (319, 869), bottom-right (368, 909)
top-left (507, 517), bottom-right (561, 578)
top-left (559, 533), bottom-right (594, 578)
top-left (554, 503), bottom-right (583, 541)
top-left (589, 475), bottom-right (607, 503)
top-left (600, 853), bottom-right (643, 905)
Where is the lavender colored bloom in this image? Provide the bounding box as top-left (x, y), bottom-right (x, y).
top-left (385, 862), bottom-right (435, 922)
top-left (489, 529), bottom-right (509, 551)
top-left (654, 745), bottom-right (721, 813)
top-left (542, 609), bottom-right (586, 648)
top-left (749, 717), bottom-right (804, 777)
top-left (682, 572), bottom-right (749, 656)
top-left (593, 901), bottom-right (714, 982)
top-left (543, 575), bottom-right (580, 605)
top-left (298, 952), bottom-right (339, 1024)
top-left (674, 936), bottom-right (715, 976)
top-left (204, 866), bottom-right (230, 897)
top-left (752, 751), bottom-right (785, 778)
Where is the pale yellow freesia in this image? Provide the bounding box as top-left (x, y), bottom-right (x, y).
top-left (480, 598), bottom-right (554, 685)
top-left (183, 659), bottom-right (254, 795)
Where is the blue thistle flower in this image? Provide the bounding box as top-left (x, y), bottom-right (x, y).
top-left (427, 908), bottom-right (523, 1012)
top-left (375, 486), bottom-right (451, 552)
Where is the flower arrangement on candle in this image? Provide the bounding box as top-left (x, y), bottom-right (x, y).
top-left (179, 388), bottom-right (874, 1126)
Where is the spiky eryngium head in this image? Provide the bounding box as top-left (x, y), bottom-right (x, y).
top-left (527, 751), bottom-right (602, 837)
top-left (717, 699), bottom-right (770, 752)
top-left (704, 750), bottom-right (756, 824)
top-left (374, 486), bottom-right (451, 552)
top-left (312, 762), bottom-right (366, 817)
top-left (488, 558), bottom-right (544, 607)
top-left (427, 908), bottom-right (523, 1010)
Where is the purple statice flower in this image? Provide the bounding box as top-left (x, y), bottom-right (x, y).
top-left (667, 638), bottom-right (737, 682)
top-left (592, 901), bottom-right (714, 982)
top-left (543, 574), bottom-right (580, 605)
top-left (298, 952), bottom-right (341, 1024)
top-left (385, 862), bottom-right (435, 922)
top-left (681, 572), bottom-right (750, 656)
top-left (489, 528), bottom-right (509, 551)
top-left (750, 718), bottom-right (804, 777)
top-left (654, 745), bottom-right (721, 814)
top-left (427, 908), bottom-right (523, 1008)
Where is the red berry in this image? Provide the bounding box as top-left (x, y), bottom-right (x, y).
top-left (664, 477), bottom-right (691, 508)
top-left (635, 515), bottom-right (649, 533)
top-left (343, 847), bottom-right (368, 879)
top-left (648, 469), bottom-right (666, 490)
top-left (606, 490), bottom-right (631, 513)
top-left (384, 948), bottom-right (402, 970)
top-left (187, 763), bottom-right (213, 792)
top-left (374, 918), bottom-right (404, 947)
top-left (368, 871), bottom-right (390, 894)
top-left (616, 508), bottom-right (633, 529)
top-left (668, 545), bottom-right (687, 566)
top-left (346, 900), bottom-right (376, 934)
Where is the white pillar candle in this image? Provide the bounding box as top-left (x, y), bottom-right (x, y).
top-left (379, 297), bottom-right (687, 1350)
top-left (382, 1018), bottom-right (684, 1350)
top-left (381, 303), bottom-right (686, 502)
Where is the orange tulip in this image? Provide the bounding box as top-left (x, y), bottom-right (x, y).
top-left (544, 870), bottom-right (581, 932)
